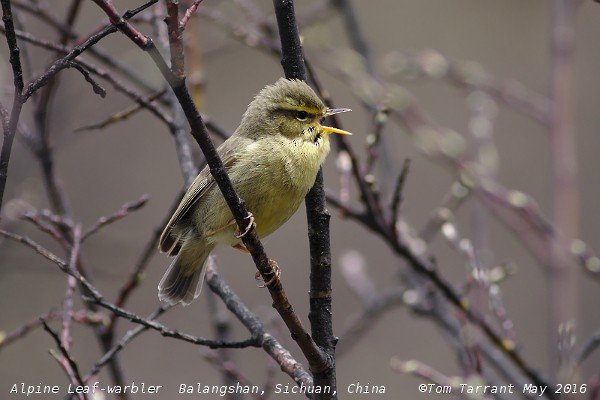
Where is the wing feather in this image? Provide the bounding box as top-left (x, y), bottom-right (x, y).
top-left (158, 136), bottom-right (245, 255)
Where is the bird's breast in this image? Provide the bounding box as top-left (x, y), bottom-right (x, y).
top-left (231, 136), bottom-right (329, 238)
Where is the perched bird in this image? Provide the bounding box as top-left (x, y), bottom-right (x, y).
top-left (158, 78), bottom-right (352, 305)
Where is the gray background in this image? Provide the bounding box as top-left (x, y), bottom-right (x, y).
top-left (1, 0), bottom-right (599, 398)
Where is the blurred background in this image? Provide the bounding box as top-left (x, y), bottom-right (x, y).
top-left (1, 0), bottom-right (599, 398)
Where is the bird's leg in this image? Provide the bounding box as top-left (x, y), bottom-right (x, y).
top-left (232, 243), bottom-right (250, 254)
top-left (255, 260), bottom-right (281, 288)
top-left (206, 213), bottom-right (255, 241)
top-left (234, 212), bottom-right (255, 239)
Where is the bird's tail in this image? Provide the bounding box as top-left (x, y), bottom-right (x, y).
top-left (158, 239), bottom-right (215, 306)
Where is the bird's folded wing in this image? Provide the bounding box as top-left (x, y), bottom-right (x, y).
top-left (159, 138), bottom-right (242, 255)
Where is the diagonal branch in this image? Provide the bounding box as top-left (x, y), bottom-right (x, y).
top-left (0, 0), bottom-right (25, 215)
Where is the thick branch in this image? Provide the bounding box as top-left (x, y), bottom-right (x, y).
top-left (273, 0), bottom-right (337, 397)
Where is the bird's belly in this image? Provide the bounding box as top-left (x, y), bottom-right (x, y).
top-left (206, 140), bottom-right (322, 247)
top-left (206, 180), bottom-right (305, 247)
top-left (251, 188), bottom-right (304, 238)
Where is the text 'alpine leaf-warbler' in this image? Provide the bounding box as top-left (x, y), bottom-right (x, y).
top-left (158, 78), bottom-right (352, 306)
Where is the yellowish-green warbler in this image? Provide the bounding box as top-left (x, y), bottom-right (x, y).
top-left (158, 78), bottom-right (351, 305)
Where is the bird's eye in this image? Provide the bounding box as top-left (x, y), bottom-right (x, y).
top-left (295, 111), bottom-right (309, 121)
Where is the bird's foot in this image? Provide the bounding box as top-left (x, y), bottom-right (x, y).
top-left (235, 212), bottom-right (255, 239)
top-left (255, 261), bottom-right (281, 288)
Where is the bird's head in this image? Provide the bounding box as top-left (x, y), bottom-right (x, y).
top-left (240, 78), bottom-right (352, 144)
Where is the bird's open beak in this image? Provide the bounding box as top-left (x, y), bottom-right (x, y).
top-left (320, 108), bottom-right (353, 135)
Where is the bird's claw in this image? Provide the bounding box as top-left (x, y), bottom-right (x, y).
top-left (255, 262), bottom-right (281, 288)
top-left (235, 212), bottom-right (255, 239)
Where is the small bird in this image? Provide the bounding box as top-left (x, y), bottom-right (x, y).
top-left (158, 78), bottom-right (351, 305)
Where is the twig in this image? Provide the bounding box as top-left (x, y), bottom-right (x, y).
top-left (329, 0), bottom-right (375, 75)
top-left (81, 306), bottom-right (169, 384)
top-left (196, 6), bottom-right (280, 55)
top-left (305, 57), bottom-right (389, 236)
top-left (61, 224), bottom-right (82, 353)
top-left (63, 61), bottom-right (106, 97)
top-left (22, 0), bottom-right (157, 101)
top-left (337, 287), bottom-right (405, 356)
top-left (389, 158), bottom-right (411, 242)
top-left (74, 90), bottom-right (166, 132)
top-left (575, 330), bottom-right (600, 366)
top-left (365, 105), bottom-right (390, 174)
top-left (11, 0), bottom-right (155, 91)
top-left (0, 228), bottom-right (70, 267)
top-left (180, 0), bottom-right (205, 29)
top-left (0, 310), bottom-right (60, 350)
top-left (325, 190), bottom-right (553, 391)
top-left (419, 182), bottom-right (471, 242)
top-left (0, 26), bottom-right (174, 129)
top-left (42, 320), bottom-right (87, 400)
top-left (0, 228), bottom-right (255, 350)
top-left (22, 208), bottom-right (72, 249)
top-left (90, 294), bottom-right (259, 349)
top-left (81, 194), bottom-right (150, 241)
top-left (155, 3), bottom-right (199, 185)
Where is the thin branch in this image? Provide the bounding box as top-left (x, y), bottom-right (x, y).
top-left (0, 229), bottom-right (256, 349)
top-left (22, 0), bottom-right (157, 101)
top-left (576, 330), bottom-right (600, 366)
top-left (90, 294), bottom-right (259, 349)
top-left (0, 228), bottom-right (70, 267)
top-left (12, 0), bottom-right (155, 91)
top-left (42, 320), bottom-right (87, 400)
top-left (63, 61), bottom-right (106, 97)
top-left (326, 189), bottom-right (553, 391)
top-left (419, 182), bottom-right (471, 242)
top-left (81, 306), bottom-right (168, 384)
top-left (0, 26), bottom-right (174, 129)
top-left (365, 105), bottom-right (390, 174)
top-left (155, 3), bottom-right (198, 185)
top-left (0, 310), bottom-right (60, 350)
top-left (22, 208), bottom-right (72, 249)
top-left (329, 0), bottom-right (375, 75)
top-left (74, 90), bottom-right (166, 132)
top-left (389, 158), bottom-right (411, 242)
top-left (180, 0), bottom-right (205, 29)
top-left (81, 194), bottom-right (149, 241)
